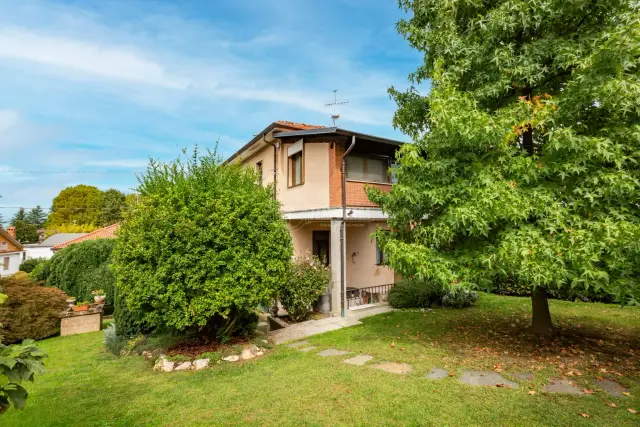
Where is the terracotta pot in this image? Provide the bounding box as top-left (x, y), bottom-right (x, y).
top-left (94, 295), bottom-right (106, 304)
top-left (73, 305), bottom-right (89, 312)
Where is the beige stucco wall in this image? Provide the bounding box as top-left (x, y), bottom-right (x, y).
top-left (345, 222), bottom-right (394, 288)
top-left (238, 143), bottom-right (275, 187)
top-left (288, 221), bottom-right (328, 257)
top-left (278, 142), bottom-right (330, 212)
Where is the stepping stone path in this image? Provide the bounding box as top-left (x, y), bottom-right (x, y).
top-left (512, 372), bottom-right (534, 381)
top-left (544, 379), bottom-right (584, 394)
top-left (318, 349), bottom-right (351, 357)
top-left (426, 368), bottom-right (449, 380)
top-left (460, 371), bottom-right (519, 389)
top-left (298, 346), bottom-right (317, 352)
top-left (286, 340), bottom-right (309, 349)
top-left (595, 379), bottom-right (630, 397)
top-left (343, 354), bottom-right (373, 366)
top-left (372, 362), bottom-right (413, 374)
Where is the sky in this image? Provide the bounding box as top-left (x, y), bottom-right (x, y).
top-left (0, 0), bottom-right (423, 222)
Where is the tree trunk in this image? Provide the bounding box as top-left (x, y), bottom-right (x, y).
top-left (531, 287), bottom-right (553, 336)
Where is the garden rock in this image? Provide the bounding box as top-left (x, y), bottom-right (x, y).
top-left (193, 359), bottom-right (210, 370)
top-left (595, 379), bottom-right (630, 397)
top-left (154, 356), bottom-right (175, 373)
top-left (142, 351), bottom-right (154, 360)
top-left (174, 361), bottom-right (192, 371)
top-left (426, 368), bottom-right (449, 380)
top-left (343, 354), bottom-right (373, 366)
top-left (222, 355), bottom-right (240, 362)
top-left (241, 345), bottom-right (260, 360)
top-left (318, 349), bottom-right (351, 357)
top-left (543, 379), bottom-right (585, 394)
top-left (460, 371), bottom-right (519, 388)
top-left (372, 362), bottom-right (413, 374)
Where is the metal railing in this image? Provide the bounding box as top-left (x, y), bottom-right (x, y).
top-left (346, 284), bottom-right (393, 308)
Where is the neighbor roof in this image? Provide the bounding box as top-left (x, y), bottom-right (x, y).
top-left (0, 227), bottom-right (24, 251)
top-left (52, 223), bottom-right (120, 250)
top-left (40, 233), bottom-right (88, 248)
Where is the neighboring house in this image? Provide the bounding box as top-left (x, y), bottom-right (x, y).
top-left (24, 233), bottom-right (88, 260)
top-left (51, 223), bottom-right (119, 251)
top-left (0, 226), bottom-right (25, 277)
top-left (226, 120), bottom-right (403, 315)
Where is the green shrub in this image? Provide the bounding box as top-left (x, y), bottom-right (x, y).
top-left (0, 276), bottom-right (68, 344)
top-left (19, 258), bottom-right (47, 274)
top-left (281, 254), bottom-right (330, 322)
top-left (388, 277), bottom-right (445, 309)
top-left (0, 339), bottom-right (47, 413)
top-left (112, 149), bottom-right (292, 339)
top-left (441, 287), bottom-right (478, 308)
top-left (46, 239), bottom-right (116, 304)
top-left (30, 260), bottom-right (51, 282)
top-left (491, 277), bottom-right (614, 303)
top-left (113, 286), bottom-right (150, 337)
top-left (103, 324), bottom-right (126, 356)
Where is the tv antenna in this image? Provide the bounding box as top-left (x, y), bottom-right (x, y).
top-left (325, 90), bottom-right (349, 127)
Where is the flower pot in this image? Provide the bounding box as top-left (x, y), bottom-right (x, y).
top-left (73, 305), bottom-right (89, 312)
top-left (94, 295), bottom-right (106, 304)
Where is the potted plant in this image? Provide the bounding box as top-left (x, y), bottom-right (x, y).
top-left (73, 301), bottom-right (90, 312)
top-left (66, 297), bottom-right (76, 308)
top-left (92, 289), bottom-right (106, 304)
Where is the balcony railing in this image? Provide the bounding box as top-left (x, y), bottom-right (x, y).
top-left (346, 284), bottom-right (393, 308)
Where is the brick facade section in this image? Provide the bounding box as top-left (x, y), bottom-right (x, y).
top-left (60, 312), bottom-right (102, 336)
top-left (346, 181), bottom-right (391, 207)
top-left (328, 143), bottom-right (344, 207)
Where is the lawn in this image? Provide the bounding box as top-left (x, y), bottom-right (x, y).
top-left (4, 293), bottom-right (639, 426)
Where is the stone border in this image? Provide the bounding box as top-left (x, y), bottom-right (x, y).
top-left (152, 344), bottom-right (267, 373)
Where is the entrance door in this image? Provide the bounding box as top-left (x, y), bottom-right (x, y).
top-left (312, 231), bottom-right (330, 266)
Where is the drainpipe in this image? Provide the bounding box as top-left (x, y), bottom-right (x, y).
top-left (340, 135), bottom-right (356, 317)
top-left (263, 132), bottom-right (278, 199)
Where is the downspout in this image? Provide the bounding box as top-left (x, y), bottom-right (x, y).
top-left (263, 132), bottom-right (278, 199)
top-left (340, 135), bottom-right (356, 317)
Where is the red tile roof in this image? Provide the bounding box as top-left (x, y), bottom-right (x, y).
top-left (52, 223), bottom-right (120, 250)
top-left (274, 121), bottom-right (324, 130)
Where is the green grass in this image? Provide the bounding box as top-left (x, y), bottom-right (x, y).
top-left (4, 293), bottom-right (640, 426)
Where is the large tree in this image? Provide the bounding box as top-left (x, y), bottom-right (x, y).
top-left (113, 149), bottom-right (292, 339)
top-left (10, 208), bottom-right (27, 225)
top-left (372, 0), bottom-right (640, 335)
top-left (47, 185), bottom-right (103, 227)
top-left (98, 189), bottom-right (126, 226)
top-left (26, 205), bottom-right (47, 229)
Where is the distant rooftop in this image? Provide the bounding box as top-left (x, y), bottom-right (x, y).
top-left (52, 223), bottom-right (120, 250)
top-left (40, 233), bottom-right (88, 248)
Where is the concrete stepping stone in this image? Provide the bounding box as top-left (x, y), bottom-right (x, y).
top-left (595, 379), bottom-right (630, 397)
top-left (460, 371), bottom-right (519, 389)
top-left (317, 349), bottom-right (351, 357)
top-left (286, 340), bottom-right (309, 348)
top-left (298, 346), bottom-right (317, 352)
top-left (343, 354), bottom-right (373, 366)
top-left (372, 362), bottom-right (413, 374)
top-left (426, 368), bottom-right (449, 380)
top-left (512, 372), bottom-right (534, 381)
top-left (543, 379), bottom-right (585, 394)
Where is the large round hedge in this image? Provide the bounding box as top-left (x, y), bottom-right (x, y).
top-left (112, 151), bottom-right (292, 336)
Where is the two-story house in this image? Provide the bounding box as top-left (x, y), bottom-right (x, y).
top-left (0, 226), bottom-right (25, 277)
top-left (226, 121), bottom-right (403, 317)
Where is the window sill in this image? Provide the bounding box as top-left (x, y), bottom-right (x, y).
top-left (288, 182), bottom-right (305, 188)
top-left (346, 179), bottom-right (392, 185)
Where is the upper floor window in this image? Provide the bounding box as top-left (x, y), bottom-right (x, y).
top-left (256, 161), bottom-right (263, 183)
top-left (288, 139), bottom-right (304, 187)
top-left (0, 241), bottom-right (7, 251)
top-left (3, 256), bottom-right (9, 271)
top-left (347, 155), bottom-right (390, 184)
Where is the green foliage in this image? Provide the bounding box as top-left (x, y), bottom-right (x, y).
top-left (441, 287), bottom-right (478, 309)
top-left (388, 277), bottom-right (445, 309)
top-left (25, 206), bottom-right (47, 229)
top-left (99, 189), bottom-right (126, 227)
top-left (0, 275), bottom-right (68, 344)
top-left (0, 339), bottom-right (47, 414)
top-left (112, 148), bottom-right (292, 338)
top-left (46, 239), bottom-right (116, 305)
top-left (103, 324), bottom-right (126, 356)
top-left (9, 208), bottom-right (27, 225)
top-left (280, 254), bottom-right (330, 322)
top-left (29, 260), bottom-right (51, 283)
top-left (373, 1), bottom-right (640, 310)
top-left (18, 258), bottom-right (47, 274)
top-left (492, 278), bottom-right (614, 303)
top-left (47, 184), bottom-right (103, 228)
top-left (11, 220), bottom-right (38, 244)
top-left (113, 286), bottom-right (149, 337)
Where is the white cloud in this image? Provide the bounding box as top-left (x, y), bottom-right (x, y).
top-left (0, 29), bottom-right (189, 89)
top-left (85, 159), bottom-right (149, 168)
top-left (0, 109), bottom-right (20, 132)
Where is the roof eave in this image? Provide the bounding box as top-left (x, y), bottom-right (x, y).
top-left (272, 127), bottom-right (405, 146)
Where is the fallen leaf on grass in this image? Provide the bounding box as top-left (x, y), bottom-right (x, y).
top-left (578, 413), bottom-right (590, 418)
top-left (528, 391), bottom-right (536, 395)
top-left (495, 384), bottom-right (506, 388)
top-left (628, 408), bottom-right (637, 414)
top-left (583, 389), bottom-right (595, 395)
top-left (606, 402), bottom-right (617, 408)
top-left (390, 342), bottom-right (396, 348)
top-left (623, 392), bottom-right (631, 397)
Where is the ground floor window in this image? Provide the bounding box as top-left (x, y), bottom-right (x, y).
top-left (3, 256), bottom-right (9, 271)
top-left (375, 237), bottom-right (388, 265)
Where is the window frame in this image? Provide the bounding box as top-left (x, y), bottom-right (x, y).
top-left (3, 256), bottom-right (9, 271)
top-left (375, 235), bottom-right (389, 266)
top-left (256, 161), bottom-right (263, 183)
top-left (0, 241), bottom-right (7, 251)
top-left (288, 150), bottom-right (304, 188)
top-left (346, 154), bottom-right (391, 184)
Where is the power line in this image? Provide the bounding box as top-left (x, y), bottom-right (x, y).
top-left (0, 170), bottom-right (138, 175)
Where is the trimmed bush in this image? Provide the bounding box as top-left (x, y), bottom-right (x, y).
top-left (441, 287), bottom-right (478, 308)
top-left (19, 258), bottom-right (47, 274)
top-left (388, 277), bottom-right (445, 309)
top-left (0, 276), bottom-right (68, 344)
top-left (113, 286), bottom-right (149, 337)
top-left (281, 254), bottom-right (330, 322)
top-left (30, 259), bottom-right (51, 282)
top-left (46, 239), bottom-right (116, 304)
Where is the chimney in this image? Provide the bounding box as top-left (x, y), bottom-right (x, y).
top-left (7, 226), bottom-right (16, 239)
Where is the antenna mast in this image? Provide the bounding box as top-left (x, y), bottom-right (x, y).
top-left (325, 90), bottom-right (349, 127)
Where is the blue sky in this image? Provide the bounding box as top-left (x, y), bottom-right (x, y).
top-left (0, 0), bottom-right (423, 221)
